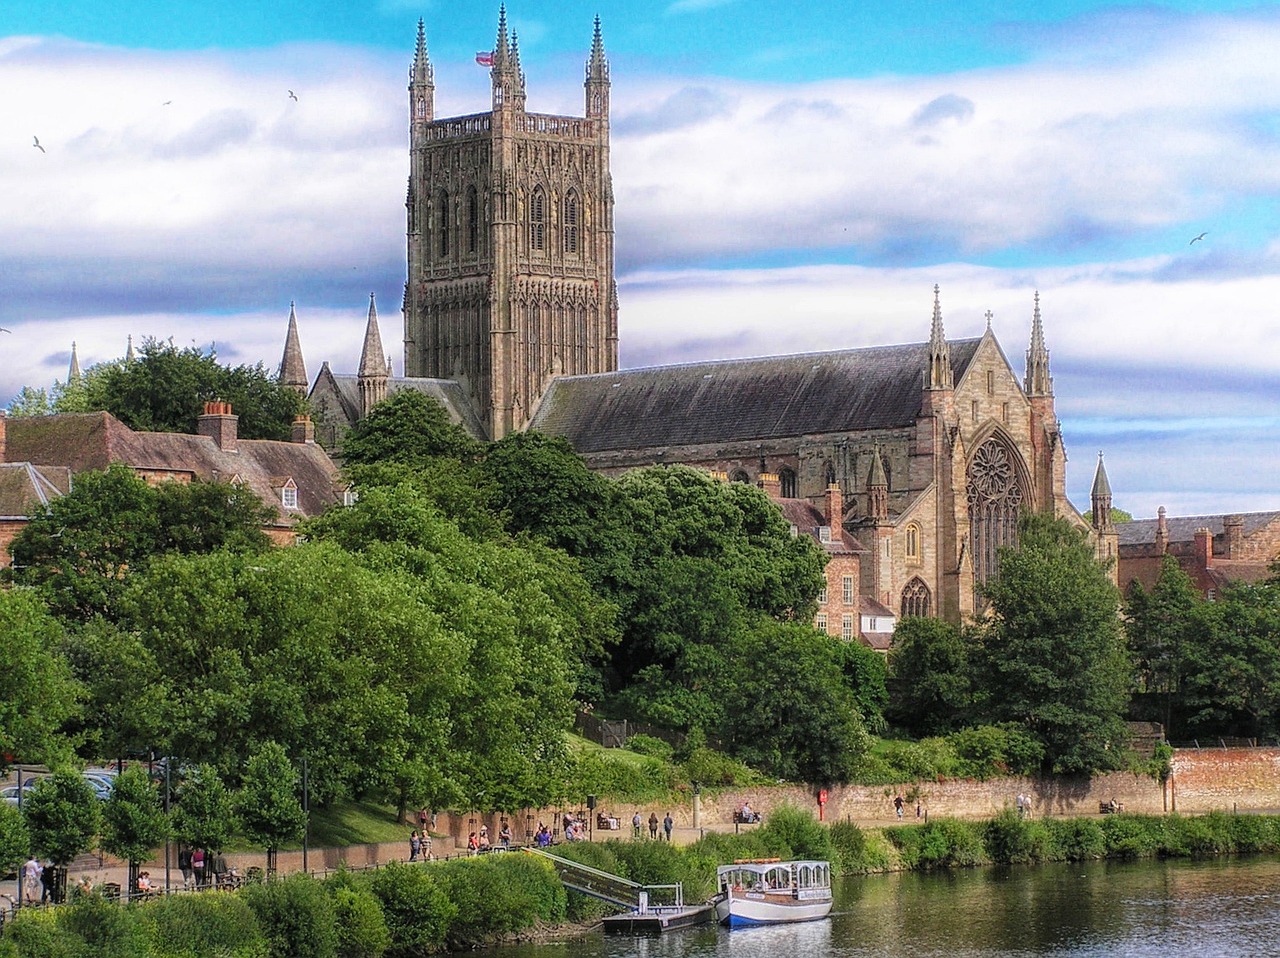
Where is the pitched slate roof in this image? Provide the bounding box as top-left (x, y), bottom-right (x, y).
top-left (0, 463), bottom-right (72, 518)
top-left (776, 498), bottom-right (866, 555)
top-left (313, 366), bottom-right (486, 439)
top-left (1116, 511), bottom-right (1280, 547)
top-left (530, 339), bottom-right (982, 453)
top-left (4, 412), bottom-right (340, 524)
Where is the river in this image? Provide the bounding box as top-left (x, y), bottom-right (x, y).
top-left (471, 857), bottom-right (1280, 957)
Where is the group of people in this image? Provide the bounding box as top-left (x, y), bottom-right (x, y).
top-left (893, 795), bottom-right (924, 819)
top-left (629, 811), bottom-right (675, 840)
top-left (462, 820), bottom-right (515, 854)
top-left (409, 829), bottom-right (433, 861)
top-left (21, 857), bottom-right (57, 905)
top-left (176, 846), bottom-right (237, 889)
top-left (1016, 793), bottom-right (1034, 817)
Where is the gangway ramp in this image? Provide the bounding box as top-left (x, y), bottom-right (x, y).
top-left (523, 848), bottom-right (715, 933)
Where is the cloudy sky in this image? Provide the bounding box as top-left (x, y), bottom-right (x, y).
top-left (2, 0), bottom-right (1278, 518)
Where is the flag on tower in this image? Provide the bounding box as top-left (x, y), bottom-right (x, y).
top-left (475, 51), bottom-right (494, 66)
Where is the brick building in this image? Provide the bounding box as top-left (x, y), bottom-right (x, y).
top-left (1118, 508), bottom-right (1280, 599)
top-left (0, 404), bottom-right (342, 565)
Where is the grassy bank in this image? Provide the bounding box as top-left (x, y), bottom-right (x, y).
top-left (8, 808), bottom-right (1280, 958)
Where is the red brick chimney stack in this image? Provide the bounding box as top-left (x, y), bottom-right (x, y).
top-left (197, 400), bottom-right (239, 453)
top-left (1194, 527), bottom-right (1213, 569)
top-left (758, 473), bottom-right (782, 500)
top-left (825, 483), bottom-right (843, 540)
top-left (291, 415), bottom-right (315, 444)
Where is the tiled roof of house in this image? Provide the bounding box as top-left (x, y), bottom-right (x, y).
top-left (0, 462), bottom-right (72, 518)
top-left (776, 498), bottom-right (866, 555)
top-left (1116, 511), bottom-right (1280, 547)
top-left (5, 412), bottom-right (340, 524)
top-left (529, 339), bottom-right (982, 453)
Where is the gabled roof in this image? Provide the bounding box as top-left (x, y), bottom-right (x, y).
top-left (529, 339), bottom-right (982, 453)
top-left (311, 367), bottom-right (486, 439)
top-left (0, 462), bottom-right (72, 518)
top-left (1116, 511), bottom-right (1280, 547)
top-left (776, 498), bottom-right (867, 555)
top-left (4, 412), bottom-right (340, 524)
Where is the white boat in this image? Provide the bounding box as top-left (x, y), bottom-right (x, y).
top-left (714, 859), bottom-right (833, 927)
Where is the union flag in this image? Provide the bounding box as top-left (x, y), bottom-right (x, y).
top-left (475, 51), bottom-right (494, 66)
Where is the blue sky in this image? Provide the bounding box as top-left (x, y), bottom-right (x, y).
top-left (2, 0), bottom-right (1279, 518)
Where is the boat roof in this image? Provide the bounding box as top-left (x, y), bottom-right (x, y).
top-left (717, 860), bottom-right (829, 873)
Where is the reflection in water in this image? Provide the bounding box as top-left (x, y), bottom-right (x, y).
top-left (468, 857), bottom-right (1280, 958)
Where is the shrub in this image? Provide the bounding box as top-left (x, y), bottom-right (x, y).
top-left (571, 749), bottom-right (670, 802)
top-left (369, 861), bottom-right (457, 957)
top-left (983, 808), bottom-right (1049, 865)
top-left (886, 818), bottom-right (986, 870)
top-left (626, 734), bottom-right (675, 761)
top-left (949, 725), bottom-right (1045, 778)
top-left (49, 892), bottom-right (149, 958)
top-left (759, 805), bottom-right (835, 864)
top-left (0, 906), bottom-right (81, 958)
top-left (144, 892), bottom-right (267, 958)
top-left (331, 886), bottom-right (390, 958)
top-left (1042, 817), bottom-right (1106, 861)
top-left (435, 854), bottom-right (566, 949)
top-left (241, 874), bottom-right (338, 958)
top-left (1101, 814), bottom-right (1160, 859)
top-left (829, 820), bottom-right (892, 873)
top-left (679, 747), bottom-right (758, 788)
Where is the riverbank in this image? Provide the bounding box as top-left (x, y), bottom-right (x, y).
top-left (10, 807), bottom-right (1280, 958)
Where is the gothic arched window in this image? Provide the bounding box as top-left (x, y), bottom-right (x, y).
top-left (824, 461), bottom-right (837, 486)
top-left (905, 522), bottom-right (921, 561)
top-left (530, 186), bottom-right (546, 251)
top-left (779, 467), bottom-right (797, 499)
top-left (966, 437), bottom-right (1024, 592)
top-left (901, 578), bottom-right (931, 618)
top-left (466, 186), bottom-right (479, 254)
top-left (563, 190), bottom-right (579, 254)
top-left (437, 189), bottom-right (450, 257)
top-left (730, 469), bottom-right (750, 484)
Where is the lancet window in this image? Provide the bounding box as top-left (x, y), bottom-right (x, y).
top-left (966, 437), bottom-right (1024, 592)
top-left (900, 577), bottom-right (930, 618)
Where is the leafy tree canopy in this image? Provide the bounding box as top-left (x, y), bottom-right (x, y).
top-left (974, 512), bottom-right (1130, 775)
top-left (238, 741), bottom-right (306, 853)
top-left (22, 768), bottom-right (101, 865)
top-left (0, 590), bottom-right (80, 769)
top-left (341, 390), bottom-right (482, 467)
top-left (172, 764), bottom-right (237, 854)
top-left (100, 766), bottom-right (169, 867)
top-left (887, 616), bottom-right (973, 738)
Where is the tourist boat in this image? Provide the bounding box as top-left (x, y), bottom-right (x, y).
top-left (713, 859), bottom-right (833, 927)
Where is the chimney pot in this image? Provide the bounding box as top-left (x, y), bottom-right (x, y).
top-left (291, 414), bottom-right (315, 444)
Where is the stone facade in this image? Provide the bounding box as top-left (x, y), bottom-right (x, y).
top-left (401, 13), bottom-right (618, 440)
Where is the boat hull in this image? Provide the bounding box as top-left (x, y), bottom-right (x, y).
top-left (714, 893), bottom-right (833, 926)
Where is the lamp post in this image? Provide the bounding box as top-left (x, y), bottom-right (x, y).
top-left (164, 759), bottom-right (172, 894)
top-left (692, 780), bottom-right (701, 830)
top-left (301, 757), bottom-right (310, 875)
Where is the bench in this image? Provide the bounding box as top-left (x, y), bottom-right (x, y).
top-left (1099, 802), bottom-right (1125, 814)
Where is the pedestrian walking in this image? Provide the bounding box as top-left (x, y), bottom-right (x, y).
top-left (663, 812), bottom-right (674, 842)
top-left (632, 811), bottom-right (642, 838)
top-left (22, 856), bottom-right (40, 904)
top-left (178, 845), bottom-right (194, 890)
top-left (648, 812), bottom-right (659, 839)
top-left (893, 794), bottom-right (904, 818)
top-left (410, 830), bottom-right (422, 861)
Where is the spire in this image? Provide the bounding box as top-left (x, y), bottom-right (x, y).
top-left (125, 334), bottom-right (136, 363)
top-left (509, 29), bottom-right (527, 109)
top-left (358, 293), bottom-right (387, 377)
top-left (926, 285), bottom-right (952, 390)
top-left (1091, 451), bottom-right (1114, 532)
top-left (279, 301), bottom-right (308, 394)
top-left (866, 446), bottom-right (888, 521)
top-left (68, 341), bottom-right (82, 382)
top-left (358, 293), bottom-right (389, 416)
top-left (1024, 290), bottom-right (1053, 397)
top-left (491, 5), bottom-right (521, 110)
top-left (409, 18), bottom-right (434, 122)
top-left (584, 14), bottom-right (610, 118)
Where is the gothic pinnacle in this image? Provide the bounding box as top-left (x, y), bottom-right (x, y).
top-left (358, 292), bottom-right (387, 378)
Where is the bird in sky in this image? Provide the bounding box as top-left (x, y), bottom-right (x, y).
top-left (0, 327), bottom-right (11, 333)
top-left (1190, 231), bottom-right (1208, 244)
top-left (32, 136), bottom-right (45, 153)
top-left (163, 100), bottom-right (172, 106)
top-left (288, 90), bottom-right (298, 101)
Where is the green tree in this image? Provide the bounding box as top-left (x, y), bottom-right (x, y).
top-left (887, 616), bottom-right (973, 737)
top-left (1180, 579), bottom-right (1280, 739)
top-left (172, 764), bottom-right (237, 857)
top-left (100, 767), bottom-right (169, 899)
top-left (78, 337), bottom-right (306, 439)
top-left (974, 512), bottom-right (1130, 774)
top-left (1124, 554), bottom-right (1202, 735)
top-left (341, 390), bottom-right (481, 466)
top-left (6, 465), bottom-right (270, 622)
top-left (0, 801), bottom-right (30, 880)
top-left (719, 621), bottom-right (874, 783)
top-left (22, 769), bottom-right (100, 901)
top-left (239, 741), bottom-right (306, 875)
top-left (0, 590), bottom-right (80, 769)
top-left (5, 384), bottom-right (54, 416)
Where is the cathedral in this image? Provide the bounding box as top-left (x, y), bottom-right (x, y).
top-left (304, 10), bottom-right (1117, 628)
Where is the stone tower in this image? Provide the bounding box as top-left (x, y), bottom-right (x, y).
top-left (403, 10), bottom-right (619, 440)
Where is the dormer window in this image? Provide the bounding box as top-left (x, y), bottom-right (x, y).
top-left (274, 476), bottom-right (299, 510)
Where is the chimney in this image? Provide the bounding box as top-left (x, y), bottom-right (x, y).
top-left (1224, 515), bottom-right (1244, 558)
top-left (1154, 506), bottom-right (1168, 555)
top-left (291, 414), bottom-right (315, 444)
top-left (0, 409), bottom-right (6, 463)
top-left (197, 400), bottom-right (238, 453)
top-left (824, 483), bottom-right (843, 540)
top-left (1193, 527), bottom-right (1213, 569)
top-left (758, 473), bottom-right (781, 499)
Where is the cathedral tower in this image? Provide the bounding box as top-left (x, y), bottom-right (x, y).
top-left (403, 9), bottom-right (618, 439)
